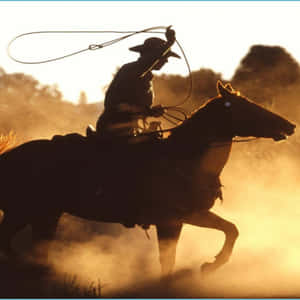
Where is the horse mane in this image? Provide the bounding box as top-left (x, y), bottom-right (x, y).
top-left (166, 96), bottom-right (218, 140)
top-left (169, 100), bottom-right (210, 129)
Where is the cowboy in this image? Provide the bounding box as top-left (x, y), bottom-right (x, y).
top-left (96, 27), bottom-right (180, 138)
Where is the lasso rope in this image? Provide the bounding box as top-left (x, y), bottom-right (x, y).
top-left (7, 27), bottom-right (260, 147)
top-left (7, 26), bottom-right (198, 135)
top-left (7, 27), bottom-right (166, 64)
top-left (7, 26), bottom-right (193, 111)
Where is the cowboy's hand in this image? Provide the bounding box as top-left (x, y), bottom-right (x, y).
top-left (151, 105), bottom-right (165, 117)
top-left (166, 26), bottom-right (176, 43)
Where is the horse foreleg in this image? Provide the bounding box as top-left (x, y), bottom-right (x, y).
top-left (185, 211), bottom-right (239, 273)
top-left (156, 222), bottom-right (182, 276)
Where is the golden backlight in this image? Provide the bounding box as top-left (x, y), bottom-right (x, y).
top-left (42, 134), bottom-right (300, 297)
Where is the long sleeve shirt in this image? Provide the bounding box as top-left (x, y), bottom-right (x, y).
top-left (104, 60), bottom-right (154, 114)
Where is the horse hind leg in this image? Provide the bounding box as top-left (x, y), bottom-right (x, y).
top-left (185, 211), bottom-right (239, 274)
top-left (156, 222), bottom-right (183, 276)
top-left (0, 210), bottom-right (28, 259)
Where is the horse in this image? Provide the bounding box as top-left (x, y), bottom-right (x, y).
top-left (0, 81), bottom-right (295, 275)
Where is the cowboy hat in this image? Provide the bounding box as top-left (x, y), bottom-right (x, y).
top-left (129, 37), bottom-right (180, 58)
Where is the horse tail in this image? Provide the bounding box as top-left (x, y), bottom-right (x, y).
top-left (0, 131), bottom-right (16, 154)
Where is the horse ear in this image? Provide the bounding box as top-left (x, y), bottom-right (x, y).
top-left (217, 80), bottom-right (232, 97)
top-left (224, 83), bottom-right (234, 92)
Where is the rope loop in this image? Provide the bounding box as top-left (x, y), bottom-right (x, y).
top-left (7, 26), bottom-right (194, 131)
top-left (88, 44), bottom-right (103, 50)
top-left (8, 26), bottom-right (193, 107)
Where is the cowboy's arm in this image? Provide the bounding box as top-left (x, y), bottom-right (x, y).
top-left (164, 26), bottom-right (176, 53)
top-left (140, 28), bottom-right (176, 116)
top-left (145, 105), bottom-right (165, 117)
top-left (142, 28), bottom-right (175, 116)
top-left (117, 103), bottom-right (164, 118)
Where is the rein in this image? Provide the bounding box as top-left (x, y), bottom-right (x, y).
top-left (212, 137), bottom-right (260, 147)
top-left (134, 123), bottom-right (260, 147)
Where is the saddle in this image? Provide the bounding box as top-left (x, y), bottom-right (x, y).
top-left (85, 121), bottom-right (163, 144)
top-left (52, 132), bottom-right (86, 144)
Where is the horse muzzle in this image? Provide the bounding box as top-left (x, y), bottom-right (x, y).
top-left (273, 122), bottom-right (296, 141)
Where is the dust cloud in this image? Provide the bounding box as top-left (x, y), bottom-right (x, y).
top-left (46, 45), bottom-right (300, 297)
top-left (48, 221), bottom-right (160, 294)
top-left (43, 135), bottom-right (300, 297)
top-left (2, 44), bottom-right (300, 297)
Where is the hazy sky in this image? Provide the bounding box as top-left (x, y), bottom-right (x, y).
top-left (1, 1), bottom-right (300, 103)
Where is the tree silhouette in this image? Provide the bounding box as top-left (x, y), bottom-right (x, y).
top-left (153, 68), bottom-right (223, 109)
top-left (0, 68), bottom-right (100, 143)
top-left (232, 45), bottom-right (300, 104)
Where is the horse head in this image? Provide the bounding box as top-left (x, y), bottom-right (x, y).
top-left (203, 81), bottom-right (296, 141)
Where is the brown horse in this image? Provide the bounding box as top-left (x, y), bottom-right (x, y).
top-left (0, 81), bottom-right (295, 275)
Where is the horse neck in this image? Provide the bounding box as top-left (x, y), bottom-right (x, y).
top-left (168, 106), bottom-right (233, 177)
top-left (169, 105), bottom-right (232, 149)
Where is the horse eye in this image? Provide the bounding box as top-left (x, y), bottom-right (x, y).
top-left (224, 101), bottom-right (231, 108)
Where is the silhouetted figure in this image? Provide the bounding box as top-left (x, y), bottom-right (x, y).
top-left (96, 27), bottom-right (180, 137)
top-left (0, 81), bottom-right (296, 276)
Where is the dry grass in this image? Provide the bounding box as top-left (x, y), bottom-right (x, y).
top-left (0, 258), bottom-right (102, 298)
top-left (0, 131), bottom-right (16, 154)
